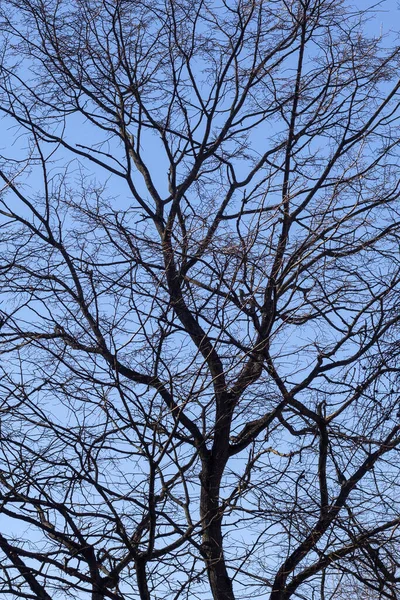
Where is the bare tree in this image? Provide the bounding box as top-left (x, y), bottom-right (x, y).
top-left (0, 0), bottom-right (400, 599)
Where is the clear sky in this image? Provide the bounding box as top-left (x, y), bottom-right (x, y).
top-left (361, 0), bottom-right (399, 37)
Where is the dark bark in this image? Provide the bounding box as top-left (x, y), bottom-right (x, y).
top-left (200, 459), bottom-right (235, 600)
top-left (0, 533), bottom-right (53, 600)
top-left (0, 1), bottom-right (400, 599)
top-left (135, 560), bottom-right (151, 600)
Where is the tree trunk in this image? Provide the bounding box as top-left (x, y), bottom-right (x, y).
top-left (200, 457), bottom-right (235, 600)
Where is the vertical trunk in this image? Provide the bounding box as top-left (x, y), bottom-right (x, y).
top-left (200, 458), bottom-right (235, 600)
top-left (270, 587), bottom-right (286, 600)
top-left (136, 559), bottom-right (151, 600)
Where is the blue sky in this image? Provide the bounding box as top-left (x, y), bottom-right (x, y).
top-left (361, 0), bottom-right (399, 36)
top-left (1, 1), bottom-right (400, 599)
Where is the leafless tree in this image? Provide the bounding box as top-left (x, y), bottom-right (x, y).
top-left (0, 0), bottom-right (400, 599)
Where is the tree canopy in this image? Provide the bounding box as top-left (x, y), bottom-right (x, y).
top-left (1, 1), bottom-right (400, 599)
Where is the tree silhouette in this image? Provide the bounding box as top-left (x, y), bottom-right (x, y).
top-left (1, 1), bottom-right (400, 599)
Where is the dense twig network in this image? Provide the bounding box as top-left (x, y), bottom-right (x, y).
top-left (1, 1), bottom-right (400, 599)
